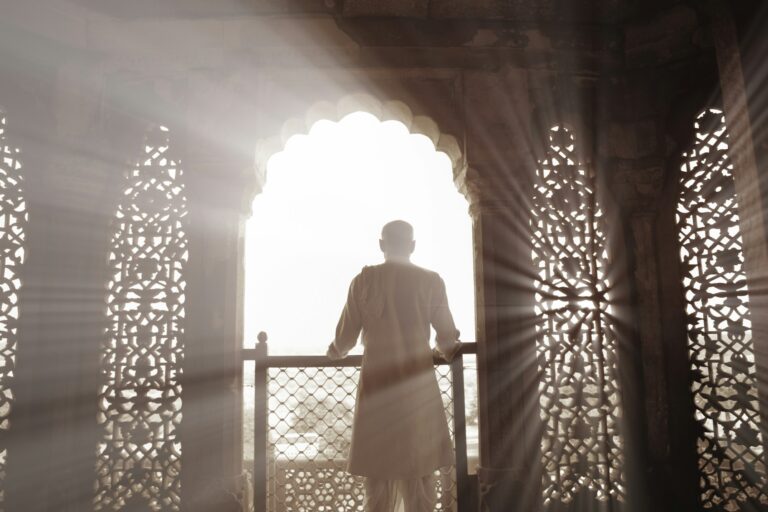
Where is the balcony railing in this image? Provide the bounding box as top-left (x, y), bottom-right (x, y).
top-left (242, 334), bottom-right (477, 512)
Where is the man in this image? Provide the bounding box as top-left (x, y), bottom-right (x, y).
top-left (327, 220), bottom-right (462, 512)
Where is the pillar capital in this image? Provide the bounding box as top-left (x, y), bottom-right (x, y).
top-left (608, 161), bottom-right (666, 214)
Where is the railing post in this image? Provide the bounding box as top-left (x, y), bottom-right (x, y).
top-left (451, 351), bottom-right (471, 512)
top-left (253, 332), bottom-right (269, 512)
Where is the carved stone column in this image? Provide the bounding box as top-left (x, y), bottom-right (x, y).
top-left (708, 2), bottom-right (768, 415)
top-left (4, 61), bottom-right (64, 512)
top-left (180, 74), bottom-right (259, 510)
top-left (615, 187), bottom-right (680, 511)
top-left (461, 68), bottom-right (543, 512)
top-left (5, 56), bottom-right (115, 512)
top-left (181, 157), bottom-right (254, 511)
top-left (708, 2), bottom-right (768, 286)
top-left (469, 193), bottom-right (543, 512)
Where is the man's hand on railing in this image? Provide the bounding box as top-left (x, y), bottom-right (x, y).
top-left (326, 342), bottom-right (345, 361)
top-left (324, 340), bottom-right (469, 363)
top-left (432, 342), bottom-right (462, 363)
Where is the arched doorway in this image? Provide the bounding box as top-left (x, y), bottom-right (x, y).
top-left (241, 97), bottom-right (478, 509)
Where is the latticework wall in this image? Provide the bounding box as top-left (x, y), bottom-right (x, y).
top-left (677, 108), bottom-right (768, 510)
top-left (531, 126), bottom-right (625, 505)
top-left (95, 126), bottom-right (188, 511)
top-left (0, 111), bottom-right (27, 510)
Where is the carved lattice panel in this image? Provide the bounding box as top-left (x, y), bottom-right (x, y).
top-left (677, 108), bottom-right (768, 510)
top-left (0, 112), bottom-right (27, 509)
top-left (96, 126), bottom-right (188, 511)
top-left (265, 365), bottom-right (456, 511)
top-left (531, 126), bottom-right (625, 505)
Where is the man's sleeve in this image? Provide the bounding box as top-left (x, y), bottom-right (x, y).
top-left (430, 274), bottom-right (461, 361)
top-left (327, 274), bottom-right (363, 360)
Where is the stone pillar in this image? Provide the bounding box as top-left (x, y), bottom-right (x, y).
top-left (4, 59), bottom-right (63, 512)
top-left (708, 2), bottom-right (768, 269)
top-left (470, 195), bottom-right (543, 512)
top-left (180, 74), bottom-right (258, 511)
top-left (461, 69), bottom-right (543, 512)
top-left (629, 213), bottom-right (668, 454)
top-left (653, 176), bottom-right (701, 512)
top-left (607, 153), bottom-right (677, 511)
top-left (709, 0), bottom-right (768, 469)
top-left (5, 56), bottom-right (114, 511)
top-left (181, 160), bottom-right (253, 511)
top-left (626, 208), bottom-right (679, 511)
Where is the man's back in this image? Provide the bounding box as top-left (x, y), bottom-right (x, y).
top-left (350, 263), bottom-right (452, 362)
top-left (326, 220), bottom-right (461, 501)
top-left (329, 261), bottom-right (459, 479)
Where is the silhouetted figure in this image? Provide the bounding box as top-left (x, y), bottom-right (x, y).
top-left (327, 220), bottom-right (461, 512)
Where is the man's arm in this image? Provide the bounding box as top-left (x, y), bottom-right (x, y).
top-left (327, 275), bottom-right (363, 360)
top-left (430, 274), bottom-right (462, 362)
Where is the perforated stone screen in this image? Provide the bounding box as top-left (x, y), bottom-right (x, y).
top-left (96, 126), bottom-right (188, 511)
top-left (0, 111), bottom-right (27, 509)
top-left (677, 108), bottom-right (768, 510)
top-left (531, 126), bottom-right (625, 505)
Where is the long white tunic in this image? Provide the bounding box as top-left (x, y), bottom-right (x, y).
top-left (328, 261), bottom-right (460, 478)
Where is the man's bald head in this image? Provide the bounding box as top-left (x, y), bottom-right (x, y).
top-left (381, 220), bottom-right (414, 242)
top-left (380, 220), bottom-right (415, 262)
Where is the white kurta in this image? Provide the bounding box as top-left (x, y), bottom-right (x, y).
top-left (328, 261), bottom-right (461, 479)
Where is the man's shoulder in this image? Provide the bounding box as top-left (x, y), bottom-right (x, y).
top-left (357, 263), bottom-right (441, 281)
top-left (358, 264), bottom-right (378, 276)
top-left (352, 265), bottom-right (378, 284)
top-left (409, 263), bottom-right (440, 279)
top-left (394, 263), bottom-right (443, 285)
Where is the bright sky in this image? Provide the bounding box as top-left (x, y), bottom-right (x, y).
top-left (243, 112), bottom-right (475, 355)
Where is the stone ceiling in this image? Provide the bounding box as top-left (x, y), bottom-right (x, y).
top-left (76, 0), bottom-right (683, 24)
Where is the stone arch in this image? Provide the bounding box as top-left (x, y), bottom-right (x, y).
top-left (251, 93), bottom-right (467, 206)
top-left (242, 92), bottom-right (477, 510)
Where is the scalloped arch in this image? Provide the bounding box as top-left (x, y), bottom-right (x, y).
top-left (252, 93), bottom-right (465, 196)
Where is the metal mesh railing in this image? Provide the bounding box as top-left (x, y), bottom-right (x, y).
top-left (266, 366), bottom-right (456, 511)
top-left (245, 337), bottom-right (474, 512)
